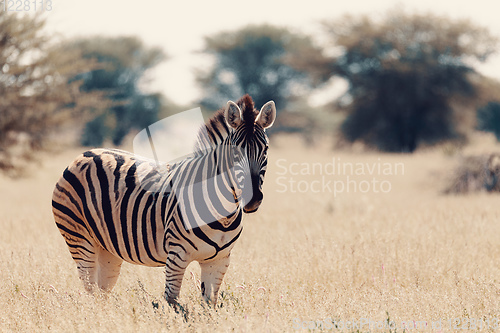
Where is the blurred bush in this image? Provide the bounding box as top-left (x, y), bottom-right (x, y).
top-left (445, 153), bottom-right (500, 194)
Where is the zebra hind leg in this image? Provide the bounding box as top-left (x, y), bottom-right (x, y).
top-left (96, 247), bottom-right (123, 292)
top-left (67, 239), bottom-right (99, 293)
top-left (199, 254), bottom-right (230, 305)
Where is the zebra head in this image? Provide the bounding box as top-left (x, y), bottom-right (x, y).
top-left (224, 95), bottom-right (276, 213)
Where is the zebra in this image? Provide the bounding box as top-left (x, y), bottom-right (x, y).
top-left (52, 94), bottom-right (276, 305)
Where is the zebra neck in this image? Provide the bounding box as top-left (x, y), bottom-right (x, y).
top-left (170, 147), bottom-right (242, 230)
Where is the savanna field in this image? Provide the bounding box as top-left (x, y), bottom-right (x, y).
top-left (1, 134), bottom-right (500, 332)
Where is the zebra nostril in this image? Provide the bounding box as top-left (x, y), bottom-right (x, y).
top-left (254, 191), bottom-right (263, 203)
top-left (243, 191), bottom-right (263, 213)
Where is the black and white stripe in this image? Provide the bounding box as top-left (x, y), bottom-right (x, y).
top-left (52, 94), bottom-right (276, 304)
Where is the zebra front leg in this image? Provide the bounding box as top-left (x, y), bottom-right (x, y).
top-left (199, 254), bottom-right (230, 305)
top-left (164, 252), bottom-right (189, 305)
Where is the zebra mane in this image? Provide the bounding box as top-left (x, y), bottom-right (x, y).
top-left (194, 94), bottom-right (258, 152)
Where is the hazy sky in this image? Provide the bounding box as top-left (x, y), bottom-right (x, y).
top-left (44, 0), bottom-right (500, 106)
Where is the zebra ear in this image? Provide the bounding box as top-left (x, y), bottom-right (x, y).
top-left (256, 101), bottom-right (276, 129)
top-left (225, 100), bottom-right (242, 129)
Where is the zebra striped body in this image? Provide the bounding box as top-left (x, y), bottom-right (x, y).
top-left (52, 95), bottom-right (276, 304)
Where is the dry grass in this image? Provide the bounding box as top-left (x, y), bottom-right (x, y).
top-left (2, 133), bottom-right (500, 332)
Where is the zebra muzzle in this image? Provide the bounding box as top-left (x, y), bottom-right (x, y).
top-left (243, 190), bottom-right (263, 213)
